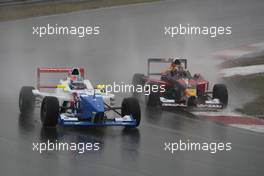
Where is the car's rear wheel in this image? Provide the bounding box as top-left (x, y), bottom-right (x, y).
top-left (41, 96), bottom-right (59, 127)
top-left (19, 86), bottom-right (35, 114)
top-left (121, 98), bottom-right (141, 127)
top-left (213, 84), bottom-right (228, 108)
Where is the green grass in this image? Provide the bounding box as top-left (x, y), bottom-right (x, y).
top-left (226, 74), bottom-right (264, 94)
top-left (225, 74), bottom-right (264, 118)
top-left (236, 96), bottom-right (264, 118)
top-left (0, 0), bottom-right (159, 21)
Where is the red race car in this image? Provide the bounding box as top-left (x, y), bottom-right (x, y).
top-left (132, 58), bottom-right (228, 109)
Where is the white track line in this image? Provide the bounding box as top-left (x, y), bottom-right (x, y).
top-left (219, 64), bottom-right (264, 77)
top-left (213, 41), bottom-right (264, 61)
top-left (230, 124), bottom-right (264, 133)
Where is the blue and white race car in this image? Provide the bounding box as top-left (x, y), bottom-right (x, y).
top-left (19, 67), bottom-right (140, 128)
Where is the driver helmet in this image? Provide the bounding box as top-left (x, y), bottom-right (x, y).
top-left (173, 59), bottom-right (184, 71)
top-left (170, 59), bottom-right (181, 71)
top-left (173, 59), bottom-right (181, 65)
top-left (69, 75), bottom-right (86, 90)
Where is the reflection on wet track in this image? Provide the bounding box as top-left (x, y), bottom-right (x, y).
top-left (0, 96), bottom-right (259, 176)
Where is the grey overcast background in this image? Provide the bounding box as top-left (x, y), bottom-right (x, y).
top-left (0, 0), bottom-right (264, 175)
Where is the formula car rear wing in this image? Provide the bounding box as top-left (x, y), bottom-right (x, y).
top-left (147, 58), bottom-right (187, 76)
top-left (37, 67), bottom-right (84, 90)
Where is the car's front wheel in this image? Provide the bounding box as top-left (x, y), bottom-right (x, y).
top-left (145, 83), bottom-right (161, 107)
top-left (213, 84), bottom-right (228, 108)
top-left (121, 97), bottom-right (141, 127)
top-left (19, 86), bottom-right (35, 114)
top-left (132, 73), bottom-right (145, 97)
top-left (41, 96), bottom-right (59, 127)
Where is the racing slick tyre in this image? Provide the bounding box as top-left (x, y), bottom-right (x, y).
top-left (121, 97), bottom-right (141, 127)
top-left (19, 86), bottom-right (35, 114)
top-left (132, 73), bottom-right (145, 97)
top-left (213, 84), bottom-right (228, 108)
top-left (41, 96), bottom-right (59, 127)
top-left (132, 73), bottom-right (145, 86)
top-left (145, 84), bottom-right (160, 107)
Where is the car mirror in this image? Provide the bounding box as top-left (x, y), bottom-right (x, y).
top-left (57, 84), bottom-right (66, 89)
top-left (96, 84), bottom-right (106, 92)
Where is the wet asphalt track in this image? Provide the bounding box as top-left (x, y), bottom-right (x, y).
top-left (1, 0), bottom-right (264, 175)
